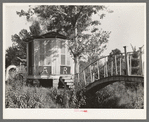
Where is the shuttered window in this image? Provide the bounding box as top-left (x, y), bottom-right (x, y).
top-left (61, 55), bottom-right (65, 65)
top-left (46, 41), bottom-right (52, 65)
top-left (61, 41), bottom-right (65, 54)
top-left (61, 41), bottom-right (66, 65)
top-left (60, 41), bottom-right (71, 66)
top-left (67, 53), bottom-right (70, 65)
top-left (39, 40), bottom-right (52, 66)
top-left (40, 41), bottom-right (45, 65)
top-left (60, 40), bottom-right (71, 74)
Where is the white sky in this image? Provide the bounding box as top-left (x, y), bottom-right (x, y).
top-left (3, 3), bottom-right (146, 56)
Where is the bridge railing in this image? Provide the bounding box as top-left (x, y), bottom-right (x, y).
top-left (76, 46), bottom-right (144, 86)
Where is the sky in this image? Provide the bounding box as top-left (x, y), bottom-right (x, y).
top-left (3, 3), bottom-right (146, 56)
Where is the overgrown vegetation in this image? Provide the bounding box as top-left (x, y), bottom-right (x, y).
top-left (81, 81), bottom-right (144, 108)
top-left (5, 78), bottom-right (85, 108)
top-left (5, 77), bottom-right (143, 109)
top-left (5, 45), bottom-right (144, 109)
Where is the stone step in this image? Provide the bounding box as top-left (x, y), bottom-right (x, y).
top-left (67, 82), bottom-right (74, 86)
top-left (51, 75), bottom-right (74, 80)
top-left (64, 79), bottom-right (74, 82)
top-left (53, 78), bottom-right (74, 88)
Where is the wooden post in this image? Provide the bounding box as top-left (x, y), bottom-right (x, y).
top-left (83, 70), bottom-right (86, 85)
top-left (142, 62), bottom-right (144, 76)
top-left (130, 55), bottom-right (132, 75)
top-left (127, 53), bottom-right (130, 75)
top-left (105, 57), bottom-right (108, 77)
top-left (123, 46), bottom-right (128, 76)
top-left (115, 55), bottom-right (118, 75)
top-left (106, 57), bottom-right (108, 77)
top-left (93, 73), bottom-right (95, 82)
top-left (111, 61), bottom-right (113, 76)
top-left (90, 65), bottom-right (93, 82)
top-left (139, 47), bottom-right (143, 75)
top-left (97, 61), bottom-right (100, 79)
top-left (120, 56), bottom-right (122, 75)
top-left (104, 65), bottom-right (105, 77)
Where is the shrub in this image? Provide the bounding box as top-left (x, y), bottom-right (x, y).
top-left (80, 81), bottom-right (144, 108)
top-left (5, 78), bottom-right (85, 108)
top-left (5, 77), bottom-right (144, 109)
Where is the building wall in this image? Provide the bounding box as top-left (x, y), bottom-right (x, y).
top-left (28, 38), bottom-right (74, 77)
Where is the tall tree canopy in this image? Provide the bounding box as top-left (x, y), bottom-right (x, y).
top-left (17, 5), bottom-right (112, 80)
top-left (6, 33), bottom-right (27, 67)
top-left (6, 19), bottom-right (43, 67)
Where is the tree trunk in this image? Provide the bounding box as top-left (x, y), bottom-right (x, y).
top-left (74, 56), bottom-right (79, 83)
top-left (74, 22), bottom-right (80, 83)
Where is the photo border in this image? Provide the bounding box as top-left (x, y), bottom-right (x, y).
top-left (1, 0), bottom-right (148, 121)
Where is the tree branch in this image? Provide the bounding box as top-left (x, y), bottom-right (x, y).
top-left (55, 6), bottom-right (67, 16)
top-left (64, 42), bottom-right (75, 57)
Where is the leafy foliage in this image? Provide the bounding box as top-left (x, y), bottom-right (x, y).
top-left (17, 5), bottom-right (107, 36)
top-left (5, 73), bottom-right (143, 109)
top-left (5, 46), bottom-right (26, 68)
top-left (16, 5), bottom-right (112, 76)
top-left (6, 20), bottom-right (41, 67)
top-left (5, 78), bottom-right (85, 108)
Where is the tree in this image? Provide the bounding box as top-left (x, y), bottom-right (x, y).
top-left (109, 48), bottom-right (121, 56)
top-left (6, 17), bottom-right (47, 81)
top-left (6, 33), bottom-right (27, 68)
top-left (11, 33), bottom-right (26, 52)
top-left (6, 18), bottom-right (43, 67)
top-left (29, 21), bottom-right (42, 36)
top-left (17, 5), bottom-right (112, 82)
top-left (107, 48), bottom-right (125, 76)
top-left (6, 47), bottom-right (19, 67)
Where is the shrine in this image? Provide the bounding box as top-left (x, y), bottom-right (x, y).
top-left (27, 32), bottom-right (74, 87)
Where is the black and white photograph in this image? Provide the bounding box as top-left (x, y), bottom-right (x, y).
top-left (3, 3), bottom-right (146, 119)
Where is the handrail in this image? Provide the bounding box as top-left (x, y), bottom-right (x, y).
top-left (76, 50), bottom-right (143, 76)
top-left (73, 48), bottom-right (144, 88)
top-left (77, 52), bottom-right (125, 75)
top-left (73, 46), bottom-right (144, 92)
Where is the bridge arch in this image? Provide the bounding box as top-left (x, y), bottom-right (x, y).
top-left (76, 46), bottom-right (144, 94)
top-left (83, 75), bottom-right (144, 94)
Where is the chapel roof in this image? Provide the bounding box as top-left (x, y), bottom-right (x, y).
top-left (33, 31), bottom-right (67, 39)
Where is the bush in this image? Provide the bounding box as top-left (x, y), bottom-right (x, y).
top-left (80, 81), bottom-right (144, 108)
top-left (5, 78), bottom-right (85, 108)
top-left (5, 77), bottom-right (144, 109)
top-left (5, 84), bottom-right (57, 108)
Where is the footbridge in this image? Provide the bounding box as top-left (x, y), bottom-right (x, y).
top-left (77, 46), bottom-right (144, 94)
